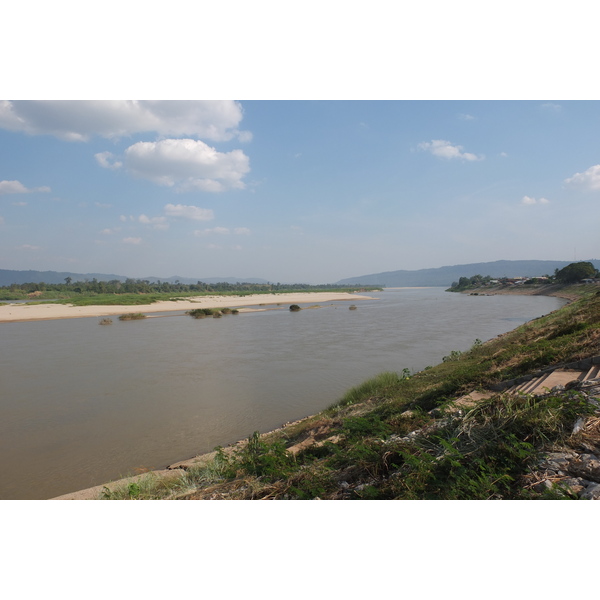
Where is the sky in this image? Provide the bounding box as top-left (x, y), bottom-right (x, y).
top-left (1, 99), bottom-right (599, 283)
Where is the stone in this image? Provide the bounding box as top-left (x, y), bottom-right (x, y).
top-left (569, 454), bottom-right (600, 482)
top-left (559, 477), bottom-right (588, 495)
top-left (572, 417), bottom-right (587, 435)
top-left (580, 483), bottom-right (600, 500)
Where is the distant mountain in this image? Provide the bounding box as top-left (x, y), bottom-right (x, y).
top-left (336, 260), bottom-right (600, 288)
top-left (0, 269), bottom-right (270, 286)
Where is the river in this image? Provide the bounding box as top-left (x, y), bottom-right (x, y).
top-left (0, 287), bottom-right (566, 499)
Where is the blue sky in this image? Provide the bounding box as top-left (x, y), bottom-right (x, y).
top-left (1, 100), bottom-right (599, 283)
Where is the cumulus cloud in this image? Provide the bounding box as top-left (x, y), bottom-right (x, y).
top-left (95, 152), bottom-right (122, 170)
top-left (522, 196), bottom-right (550, 205)
top-left (0, 180), bottom-right (51, 195)
top-left (565, 164), bottom-right (600, 190)
top-left (418, 140), bottom-right (483, 161)
top-left (458, 113), bottom-right (476, 121)
top-left (138, 214), bottom-right (169, 229)
top-left (118, 138), bottom-right (250, 192)
top-left (164, 203), bottom-right (214, 221)
top-left (0, 100), bottom-right (248, 142)
top-left (122, 237), bottom-right (142, 245)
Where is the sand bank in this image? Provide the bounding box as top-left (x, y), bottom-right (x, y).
top-left (0, 292), bottom-right (375, 324)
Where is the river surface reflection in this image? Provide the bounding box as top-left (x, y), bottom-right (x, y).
top-left (0, 288), bottom-right (566, 499)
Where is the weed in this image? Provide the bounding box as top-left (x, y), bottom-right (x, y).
top-left (333, 371), bottom-right (402, 408)
top-left (231, 432), bottom-right (296, 481)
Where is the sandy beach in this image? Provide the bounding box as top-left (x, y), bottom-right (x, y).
top-left (0, 292), bottom-right (375, 323)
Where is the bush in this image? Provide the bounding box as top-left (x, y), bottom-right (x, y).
top-left (99, 318), bottom-right (113, 325)
top-left (289, 304), bottom-right (301, 312)
top-left (118, 313), bottom-right (146, 321)
top-left (188, 308), bottom-right (218, 318)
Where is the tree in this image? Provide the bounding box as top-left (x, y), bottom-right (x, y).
top-left (555, 261), bottom-right (598, 284)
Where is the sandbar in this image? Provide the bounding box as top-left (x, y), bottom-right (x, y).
top-left (0, 292), bottom-right (376, 323)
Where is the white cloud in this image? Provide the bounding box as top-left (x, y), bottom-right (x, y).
top-left (522, 196), bottom-right (550, 205)
top-left (0, 180), bottom-right (51, 195)
top-left (12, 201), bottom-right (27, 206)
top-left (138, 214), bottom-right (169, 229)
top-left (121, 138), bottom-right (250, 191)
top-left (122, 237), bottom-right (142, 245)
top-left (458, 113), bottom-right (476, 120)
top-left (95, 152), bottom-right (122, 170)
top-left (100, 228), bottom-right (119, 235)
top-left (499, 152), bottom-right (508, 157)
top-left (418, 140), bottom-right (483, 161)
top-left (94, 202), bottom-right (112, 208)
top-left (164, 203), bottom-right (214, 221)
top-left (565, 164), bottom-right (600, 190)
top-left (194, 227), bottom-right (230, 236)
top-left (0, 100), bottom-right (247, 142)
top-left (234, 227), bottom-right (251, 235)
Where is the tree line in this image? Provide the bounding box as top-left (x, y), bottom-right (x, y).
top-left (0, 278), bottom-right (378, 297)
top-left (448, 262), bottom-right (599, 291)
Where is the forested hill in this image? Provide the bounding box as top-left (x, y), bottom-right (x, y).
top-left (337, 260), bottom-right (600, 287)
top-left (0, 269), bottom-right (269, 287)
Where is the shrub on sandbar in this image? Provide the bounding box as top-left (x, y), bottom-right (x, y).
top-left (289, 304), bottom-right (301, 312)
top-left (118, 313), bottom-right (146, 321)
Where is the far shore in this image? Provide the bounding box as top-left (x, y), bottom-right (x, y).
top-left (0, 292), bottom-right (376, 324)
top-left (459, 282), bottom-right (597, 303)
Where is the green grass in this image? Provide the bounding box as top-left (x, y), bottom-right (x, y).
top-left (118, 313), bottom-right (147, 321)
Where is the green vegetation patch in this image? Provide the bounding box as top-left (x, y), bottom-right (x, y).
top-left (118, 313), bottom-right (147, 321)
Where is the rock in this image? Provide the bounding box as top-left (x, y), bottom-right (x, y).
top-left (559, 477), bottom-right (588, 495)
top-left (572, 417), bottom-right (587, 435)
top-left (569, 454), bottom-right (600, 482)
top-left (532, 480), bottom-right (554, 493)
top-left (580, 483), bottom-right (600, 500)
top-left (537, 451), bottom-right (578, 472)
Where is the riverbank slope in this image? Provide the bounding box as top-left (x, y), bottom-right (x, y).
top-left (56, 284), bottom-right (600, 500)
